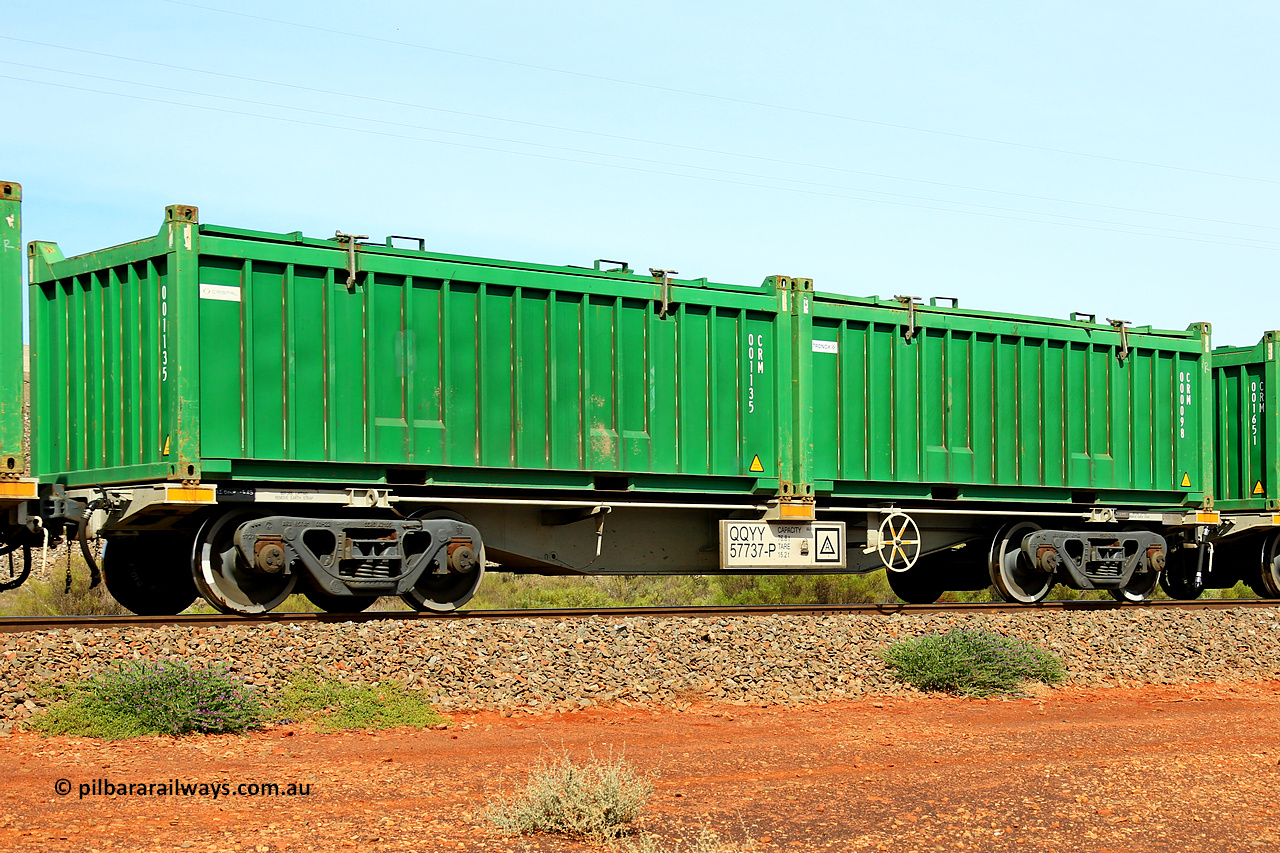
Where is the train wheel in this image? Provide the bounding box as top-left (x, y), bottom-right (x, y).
top-left (102, 533), bottom-right (199, 615)
top-left (886, 560), bottom-right (944, 604)
top-left (988, 522), bottom-right (1053, 604)
top-left (1254, 530), bottom-right (1280, 598)
top-left (1109, 570), bottom-right (1160, 602)
top-left (1158, 546), bottom-right (1204, 600)
top-left (304, 587), bottom-right (379, 614)
top-left (400, 510), bottom-right (485, 612)
top-left (192, 511), bottom-right (297, 614)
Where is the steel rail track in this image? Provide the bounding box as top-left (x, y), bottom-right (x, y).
top-left (2, 598), bottom-right (1279, 633)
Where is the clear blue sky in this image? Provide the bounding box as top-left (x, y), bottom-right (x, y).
top-left (4, 0), bottom-right (1277, 345)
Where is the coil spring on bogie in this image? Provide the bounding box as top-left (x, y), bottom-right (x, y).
top-left (340, 562), bottom-right (397, 580)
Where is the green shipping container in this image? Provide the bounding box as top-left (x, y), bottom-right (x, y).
top-left (0, 182), bottom-right (22, 476)
top-left (26, 206), bottom-right (799, 495)
top-left (21, 200), bottom-right (1216, 512)
top-left (800, 293), bottom-right (1213, 508)
top-left (1212, 333), bottom-right (1280, 511)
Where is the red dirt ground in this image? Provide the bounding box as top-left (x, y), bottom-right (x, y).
top-left (3, 682), bottom-right (1279, 852)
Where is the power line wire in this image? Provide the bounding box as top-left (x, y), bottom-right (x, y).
top-left (4, 35), bottom-right (1276, 235)
top-left (9, 59), bottom-right (1280, 245)
top-left (165, 0), bottom-right (1280, 187)
top-left (4, 71), bottom-right (1276, 253)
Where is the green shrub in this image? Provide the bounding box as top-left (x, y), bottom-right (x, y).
top-left (33, 660), bottom-right (263, 738)
top-left (467, 572), bottom-right (896, 610)
top-left (273, 673), bottom-right (446, 731)
top-left (880, 627), bottom-right (1065, 697)
top-left (715, 573), bottom-right (893, 605)
top-left (488, 751), bottom-right (654, 839)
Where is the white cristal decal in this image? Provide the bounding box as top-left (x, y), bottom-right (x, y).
top-left (199, 283), bottom-right (242, 302)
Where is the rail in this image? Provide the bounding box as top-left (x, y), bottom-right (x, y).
top-left (2, 598), bottom-right (1278, 633)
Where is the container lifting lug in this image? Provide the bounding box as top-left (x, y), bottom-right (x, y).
top-left (386, 235), bottom-right (425, 251)
top-left (895, 295), bottom-right (921, 341)
top-left (1108, 318), bottom-right (1131, 363)
top-left (650, 268), bottom-right (678, 319)
top-left (335, 231), bottom-right (368, 292)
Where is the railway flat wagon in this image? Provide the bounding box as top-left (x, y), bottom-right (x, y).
top-left (12, 196), bottom-right (820, 614)
top-left (0, 186), bottom-right (1225, 613)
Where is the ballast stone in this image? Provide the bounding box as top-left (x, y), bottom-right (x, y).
top-left (2, 609), bottom-right (1280, 732)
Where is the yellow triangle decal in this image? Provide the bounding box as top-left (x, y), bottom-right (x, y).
top-left (1181, 472), bottom-right (1192, 488)
top-left (1254, 480), bottom-right (1266, 495)
top-left (749, 454), bottom-right (765, 473)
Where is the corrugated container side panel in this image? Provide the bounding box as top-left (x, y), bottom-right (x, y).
top-left (744, 311), bottom-right (778, 477)
top-left (120, 264), bottom-right (140, 465)
top-left (197, 258), bottom-right (241, 459)
top-left (1089, 344), bottom-right (1115, 488)
top-left (142, 260), bottom-right (165, 467)
top-left (102, 268), bottom-right (122, 468)
top-left (678, 306), bottom-right (710, 474)
top-left (866, 323), bottom-right (894, 479)
top-left (1126, 350), bottom-right (1160, 490)
top-left (950, 333), bottom-right (975, 482)
top-left (253, 262), bottom-right (287, 459)
top-left (1215, 364), bottom-right (1245, 502)
top-left (1017, 340), bottom-right (1041, 486)
top-left (0, 183), bottom-right (21, 473)
top-left (649, 318), bottom-right (677, 471)
top-left (291, 267), bottom-right (327, 460)
top-left (515, 289), bottom-right (549, 468)
top-left (710, 308), bottom-right (739, 473)
top-left (1211, 337), bottom-right (1276, 509)
top-left (189, 238), bottom-right (785, 487)
top-left (33, 255), bottom-right (170, 479)
top-left (551, 292), bottom-right (582, 469)
top-left (619, 298), bottom-right (647, 468)
top-left (809, 301), bottom-right (1205, 503)
top-left (481, 285), bottom-right (516, 467)
top-left (992, 336), bottom-right (1018, 483)
top-left (443, 282), bottom-right (479, 466)
top-left (1172, 352), bottom-right (1198, 489)
top-left (1041, 340), bottom-right (1065, 487)
top-left (970, 335), bottom-right (995, 484)
top-left (369, 273), bottom-right (405, 459)
top-left (330, 269), bottom-right (366, 464)
top-left (585, 294), bottom-right (615, 469)
top-left (64, 278), bottom-right (85, 470)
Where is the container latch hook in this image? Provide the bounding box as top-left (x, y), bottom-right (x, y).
top-left (335, 231), bottom-right (368, 292)
top-left (1107, 318), bottom-right (1131, 363)
top-left (895, 295), bottom-right (921, 341)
